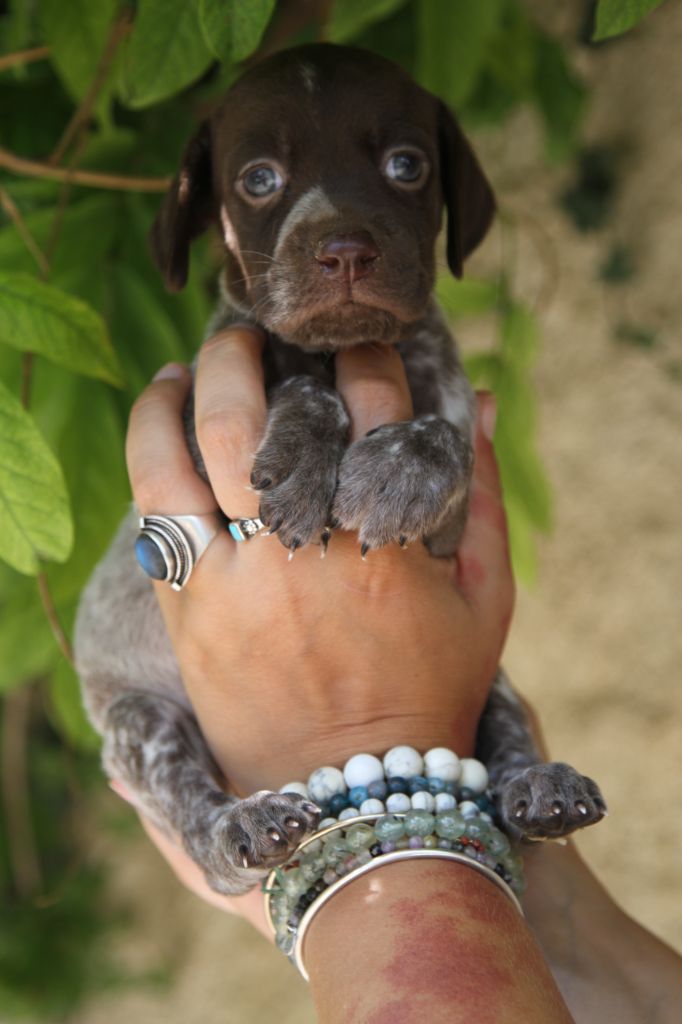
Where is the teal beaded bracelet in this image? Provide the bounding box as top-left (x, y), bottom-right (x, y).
top-left (264, 810), bottom-right (524, 981)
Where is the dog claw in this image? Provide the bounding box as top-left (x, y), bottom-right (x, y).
top-left (399, 535), bottom-right (407, 548)
top-left (265, 515), bottom-right (283, 536)
top-left (320, 529), bottom-right (331, 557)
top-left (360, 542), bottom-right (369, 559)
top-left (287, 539), bottom-right (301, 561)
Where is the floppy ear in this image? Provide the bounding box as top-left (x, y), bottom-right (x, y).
top-left (438, 101), bottom-right (496, 279)
top-left (149, 121), bottom-right (215, 292)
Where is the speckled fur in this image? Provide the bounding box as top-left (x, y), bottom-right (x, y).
top-left (76, 44), bottom-right (605, 898)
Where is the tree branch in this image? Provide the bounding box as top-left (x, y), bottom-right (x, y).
top-left (0, 146), bottom-right (170, 192)
top-left (49, 11), bottom-right (132, 166)
top-left (0, 46), bottom-right (50, 74)
top-left (0, 184), bottom-right (50, 277)
top-left (37, 574), bottom-right (74, 666)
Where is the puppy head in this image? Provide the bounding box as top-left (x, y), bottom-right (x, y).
top-left (150, 44), bottom-right (495, 350)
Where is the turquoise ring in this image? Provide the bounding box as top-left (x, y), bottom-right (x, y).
top-left (228, 516), bottom-right (265, 542)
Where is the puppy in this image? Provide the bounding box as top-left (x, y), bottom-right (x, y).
top-left (75, 44), bottom-right (605, 896)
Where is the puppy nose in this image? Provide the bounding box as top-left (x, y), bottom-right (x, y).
top-left (315, 232), bottom-right (380, 282)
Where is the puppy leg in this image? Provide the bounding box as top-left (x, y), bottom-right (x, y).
top-left (477, 671), bottom-right (607, 841)
top-left (103, 691), bottom-right (320, 895)
top-left (331, 414), bottom-right (473, 552)
top-left (252, 375), bottom-right (350, 550)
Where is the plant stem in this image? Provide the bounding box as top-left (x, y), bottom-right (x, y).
top-left (0, 46), bottom-right (50, 74)
top-left (1, 686), bottom-right (43, 897)
top-left (0, 184), bottom-right (50, 277)
top-left (37, 574), bottom-right (75, 665)
top-left (49, 11), bottom-right (132, 166)
top-left (0, 146), bottom-right (170, 192)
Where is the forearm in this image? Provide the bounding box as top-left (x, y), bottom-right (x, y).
top-left (523, 842), bottom-right (682, 1024)
top-left (305, 859), bottom-right (574, 1024)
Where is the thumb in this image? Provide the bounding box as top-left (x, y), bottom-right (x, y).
top-left (457, 392), bottom-right (515, 631)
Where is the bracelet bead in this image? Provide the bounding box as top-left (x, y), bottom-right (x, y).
top-left (265, 746), bottom-right (523, 982)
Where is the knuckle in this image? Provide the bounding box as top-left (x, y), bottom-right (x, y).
top-left (129, 460), bottom-right (176, 512)
top-left (196, 407), bottom-right (260, 479)
top-left (350, 375), bottom-right (405, 425)
top-left (127, 388), bottom-right (162, 433)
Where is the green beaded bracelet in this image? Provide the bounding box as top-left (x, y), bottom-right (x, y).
top-left (264, 813), bottom-right (524, 981)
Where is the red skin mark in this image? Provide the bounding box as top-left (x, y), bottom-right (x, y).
top-left (458, 553), bottom-right (487, 592)
top-left (469, 485), bottom-right (508, 536)
top-left (365, 999), bottom-right (414, 1024)
top-left (376, 882), bottom-right (522, 1024)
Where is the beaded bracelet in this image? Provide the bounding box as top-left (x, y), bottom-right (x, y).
top-left (264, 745), bottom-right (524, 980)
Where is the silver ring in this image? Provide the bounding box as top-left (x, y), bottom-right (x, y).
top-left (135, 513), bottom-right (221, 590)
top-left (227, 516), bottom-right (265, 542)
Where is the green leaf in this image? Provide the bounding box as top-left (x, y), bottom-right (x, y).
top-left (593, 0), bottom-right (668, 40)
top-left (416, 0), bottom-right (504, 107)
top-left (0, 0), bottom-right (34, 58)
top-left (533, 35), bottom-right (587, 162)
top-left (500, 302), bottom-right (539, 369)
top-left (436, 275), bottom-right (501, 317)
top-left (327, 0), bottom-right (409, 43)
top-left (39, 0), bottom-right (119, 116)
top-left (108, 264), bottom-right (189, 396)
top-left (504, 492), bottom-right (538, 584)
top-left (0, 578), bottom-right (61, 692)
top-left (199, 0), bottom-right (276, 62)
top-left (48, 380), bottom-right (129, 605)
top-left (0, 194), bottom-right (121, 291)
top-left (480, 0), bottom-right (537, 97)
top-left (0, 378), bottom-right (73, 575)
top-left (48, 659), bottom-right (100, 752)
top-left (119, 0), bottom-right (214, 108)
top-left (0, 272), bottom-right (123, 386)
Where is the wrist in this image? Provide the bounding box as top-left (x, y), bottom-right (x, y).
top-left (305, 859), bottom-right (571, 1024)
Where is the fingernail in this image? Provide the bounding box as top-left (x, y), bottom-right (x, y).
top-left (481, 394), bottom-right (497, 441)
top-left (227, 320), bottom-right (264, 335)
top-left (153, 362), bottom-right (187, 382)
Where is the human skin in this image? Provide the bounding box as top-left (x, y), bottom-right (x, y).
top-left (122, 328), bottom-right (682, 1021)
top-left (123, 327), bottom-right (572, 1021)
top-left (126, 329), bottom-right (514, 794)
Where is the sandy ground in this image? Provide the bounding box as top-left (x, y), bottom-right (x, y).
top-left (70, 8), bottom-right (681, 1023)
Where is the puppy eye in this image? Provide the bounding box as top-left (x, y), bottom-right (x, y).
top-left (383, 150), bottom-right (428, 187)
top-left (240, 164), bottom-right (284, 198)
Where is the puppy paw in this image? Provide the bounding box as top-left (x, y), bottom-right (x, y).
top-left (497, 762), bottom-right (607, 841)
top-left (252, 378), bottom-right (349, 550)
top-left (331, 416), bottom-right (472, 551)
top-left (223, 791), bottom-right (321, 871)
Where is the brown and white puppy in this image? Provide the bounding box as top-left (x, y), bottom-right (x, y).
top-left (75, 44), bottom-right (605, 897)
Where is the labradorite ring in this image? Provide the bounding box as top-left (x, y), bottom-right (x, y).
top-left (135, 513), bottom-right (222, 591)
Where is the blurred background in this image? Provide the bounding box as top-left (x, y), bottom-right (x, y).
top-left (0, 1), bottom-right (680, 1020)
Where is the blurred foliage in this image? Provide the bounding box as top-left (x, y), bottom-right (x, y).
top-left (592, 0), bottom-right (668, 41)
top-left (0, 0), bottom-right (668, 1017)
top-left (560, 144), bottom-right (620, 232)
top-left (599, 243), bottom-right (637, 284)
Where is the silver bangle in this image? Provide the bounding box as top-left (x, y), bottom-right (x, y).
top-left (264, 815), bottom-right (524, 982)
top-left (294, 849), bottom-right (523, 981)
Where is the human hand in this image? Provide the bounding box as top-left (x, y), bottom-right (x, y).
top-left (126, 327), bottom-right (514, 799)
